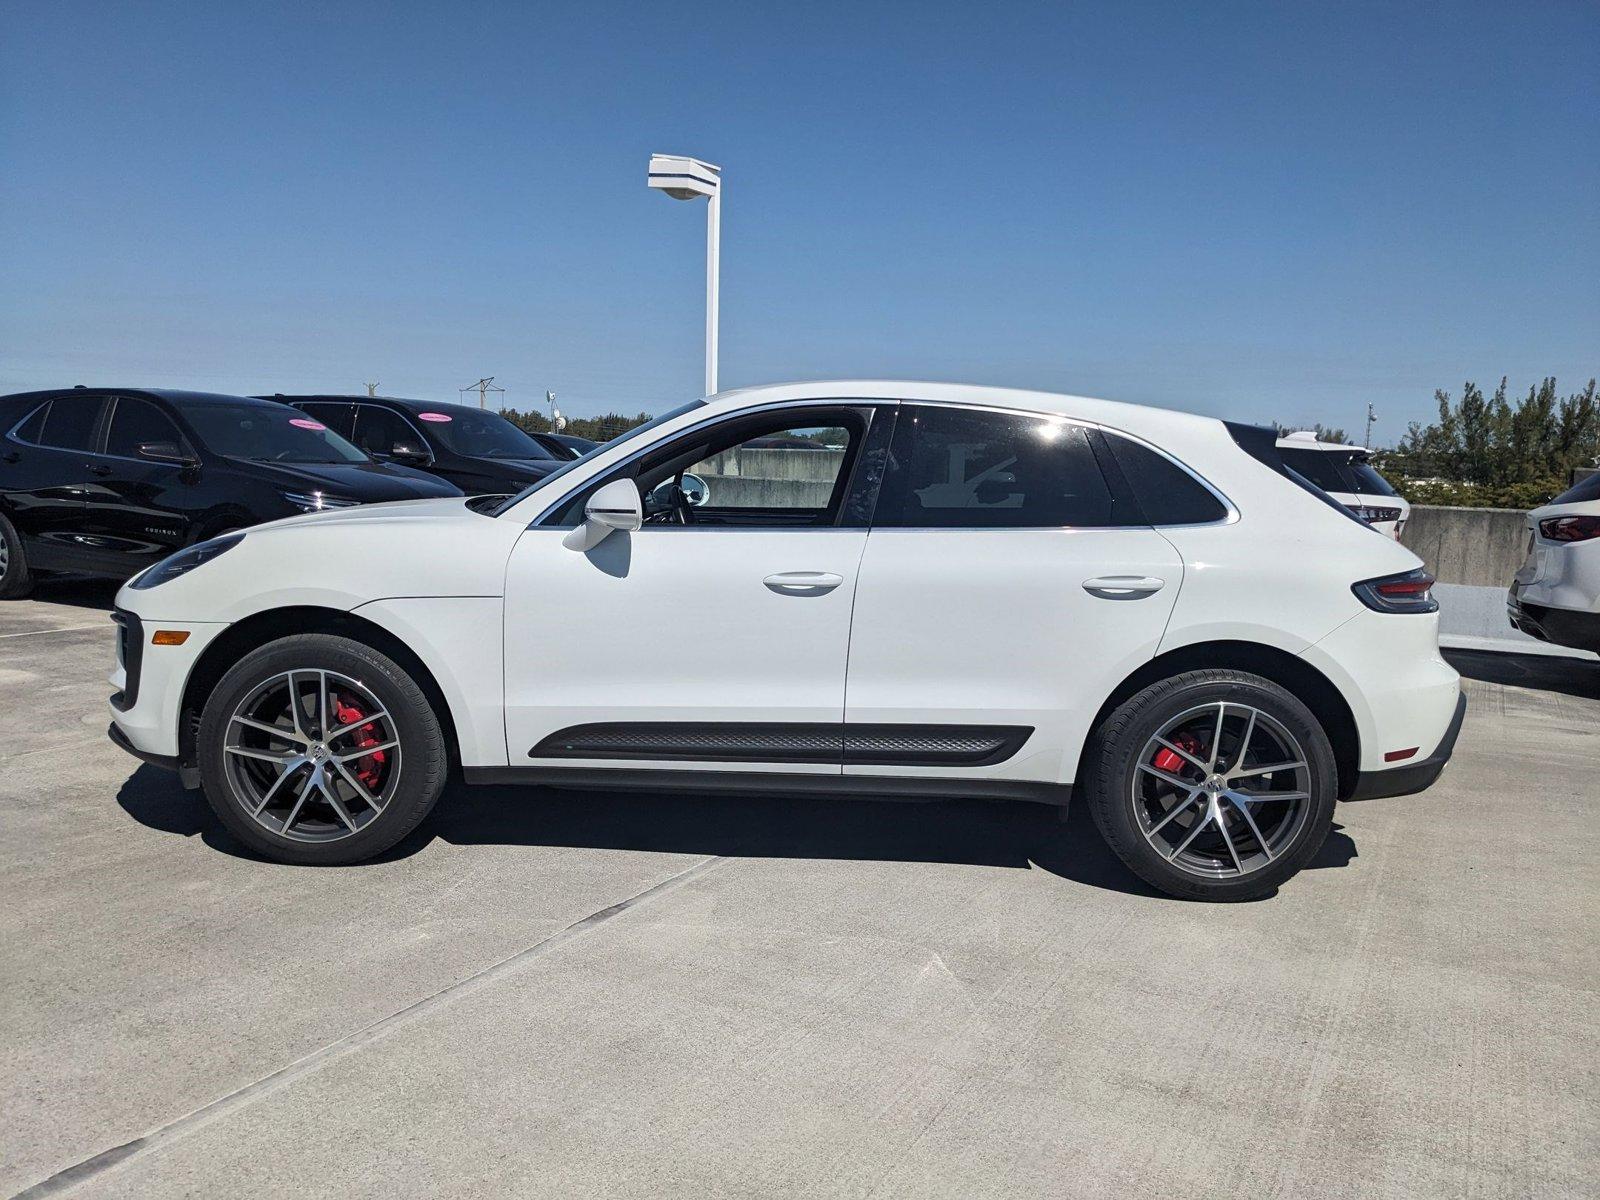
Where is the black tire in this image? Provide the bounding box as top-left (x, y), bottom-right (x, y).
top-left (198, 634), bottom-right (448, 865)
top-left (1083, 669), bottom-right (1338, 902)
top-left (0, 510), bottom-right (34, 599)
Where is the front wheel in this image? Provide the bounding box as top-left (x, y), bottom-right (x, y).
top-left (197, 634), bottom-right (448, 864)
top-left (1083, 669), bottom-right (1338, 901)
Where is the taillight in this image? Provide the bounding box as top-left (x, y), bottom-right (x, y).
top-left (1352, 567), bottom-right (1438, 614)
top-left (1538, 515), bottom-right (1600, 543)
top-left (1349, 505), bottom-right (1402, 524)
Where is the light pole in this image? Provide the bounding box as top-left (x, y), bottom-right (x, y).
top-left (647, 154), bottom-right (722, 395)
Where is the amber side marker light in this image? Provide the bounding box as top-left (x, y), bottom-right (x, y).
top-left (151, 630), bottom-right (191, 646)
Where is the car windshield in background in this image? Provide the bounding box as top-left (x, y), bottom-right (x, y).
top-left (1278, 447), bottom-right (1394, 496)
top-left (185, 405), bottom-right (368, 464)
top-left (417, 408), bottom-right (557, 461)
top-left (488, 399), bottom-right (707, 516)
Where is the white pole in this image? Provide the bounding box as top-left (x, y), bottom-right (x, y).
top-left (705, 182), bottom-right (721, 396)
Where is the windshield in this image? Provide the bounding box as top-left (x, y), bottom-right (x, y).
top-left (1277, 447), bottom-right (1395, 496)
top-left (413, 407), bottom-right (557, 461)
top-left (185, 404), bottom-right (368, 464)
top-left (488, 399), bottom-right (706, 516)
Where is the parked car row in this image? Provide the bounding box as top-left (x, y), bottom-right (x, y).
top-left (0, 387), bottom-right (596, 597)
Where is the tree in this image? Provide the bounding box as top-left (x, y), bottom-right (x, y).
top-left (1388, 377), bottom-right (1599, 491)
top-left (498, 407), bottom-right (654, 443)
top-left (1273, 422), bottom-right (1350, 444)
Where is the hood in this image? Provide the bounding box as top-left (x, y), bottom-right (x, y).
top-left (456, 456), bottom-right (561, 487)
top-left (227, 457), bottom-right (463, 500)
top-left (255, 494), bottom-right (479, 533)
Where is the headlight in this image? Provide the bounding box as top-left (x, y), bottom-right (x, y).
top-left (129, 534), bottom-right (244, 591)
top-left (282, 490), bottom-right (359, 512)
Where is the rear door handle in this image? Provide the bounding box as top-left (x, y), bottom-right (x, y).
top-left (1082, 575), bottom-right (1166, 599)
top-left (763, 571), bottom-right (844, 595)
top-left (87, 464), bottom-right (113, 476)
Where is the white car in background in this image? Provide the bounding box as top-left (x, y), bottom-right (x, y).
top-left (106, 382), bottom-right (1464, 902)
top-left (1276, 431), bottom-right (1410, 538)
top-left (1508, 472), bottom-right (1600, 656)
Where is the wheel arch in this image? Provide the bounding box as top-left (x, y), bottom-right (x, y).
top-left (1077, 640), bottom-right (1361, 799)
top-left (178, 606), bottom-right (462, 771)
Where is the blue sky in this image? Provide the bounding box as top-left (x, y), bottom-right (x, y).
top-left (2, 1), bottom-right (1595, 444)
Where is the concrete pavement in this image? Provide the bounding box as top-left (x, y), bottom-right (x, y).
top-left (1, 580), bottom-right (1596, 1198)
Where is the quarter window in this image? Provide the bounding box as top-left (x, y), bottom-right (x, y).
top-left (874, 405), bottom-right (1114, 528)
top-left (104, 397), bottom-right (185, 459)
top-left (1099, 431), bottom-right (1228, 525)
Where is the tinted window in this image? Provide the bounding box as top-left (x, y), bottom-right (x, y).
top-left (105, 397), bottom-right (184, 458)
top-left (1279, 447), bottom-right (1357, 492)
top-left (1553, 472), bottom-right (1600, 505)
top-left (36, 398), bottom-right (102, 451)
top-left (415, 407), bottom-right (556, 461)
top-left (1102, 432), bottom-right (1228, 525)
top-left (875, 406), bottom-right (1114, 528)
top-left (298, 403), bottom-right (356, 437)
top-left (352, 406), bottom-right (424, 457)
top-left (183, 404), bottom-right (368, 463)
top-left (14, 403), bottom-right (48, 443)
top-left (1347, 459), bottom-right (1398, 497)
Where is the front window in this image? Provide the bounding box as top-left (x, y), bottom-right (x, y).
top-left (491, 400), bottom-right (706, 517)
top-left (410, 407), bottom-right (556, 461)
top-left (183, 404), bottom-right (368, 464)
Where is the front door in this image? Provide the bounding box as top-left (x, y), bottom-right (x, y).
top-left (76, 395), bottom-right (198, 574)
top-left (502, 403), bottom-right (887, 773)
top-left (842, 403), bottom-right (1183, 783)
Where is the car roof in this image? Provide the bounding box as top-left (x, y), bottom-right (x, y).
top-left (702, 380), bottom-right (1229, 441)
top-left (1275, 430), bottom-right (1371, 453)
top-left (0, 387), bottom-right (291, 410)
top-left (260, 394), bottom-right (466, 415)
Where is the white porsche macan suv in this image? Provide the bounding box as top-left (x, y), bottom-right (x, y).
top-left (107, 382), bottom-right (1464, 901)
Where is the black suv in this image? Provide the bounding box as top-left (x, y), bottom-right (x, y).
top-left (265, 395), bottom-right (566, 495)
top-left (0, 388), bottom-right (461, 598)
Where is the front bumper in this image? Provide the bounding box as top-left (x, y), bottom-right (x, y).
top-left (106, 607), bottom-right (227, 772)
top-left (1346, 691), bottom-right (1466, 801)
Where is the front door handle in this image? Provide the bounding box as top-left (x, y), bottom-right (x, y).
top-left (87, 464), bottom-right (113, 477)
top-left (1083, 575), bottom-right (1166, 599)
top-left (763, 571), bottom-right (844, 595)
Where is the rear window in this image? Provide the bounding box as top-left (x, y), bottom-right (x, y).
top-left (1277, 447), bottom-right (1398, 498)
top-left (1553, 472), bottom-right (1600, 505)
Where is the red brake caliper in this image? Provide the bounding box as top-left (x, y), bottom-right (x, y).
top-left (333, 696), bottom-right (386, 792)
top-left (1152, 730), bottom-right (1203, 776)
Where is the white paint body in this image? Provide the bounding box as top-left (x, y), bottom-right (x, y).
top-left (111, 381), bottom-right (1461, 791)
top-left (1508, 493), bottom-right (1600, 652)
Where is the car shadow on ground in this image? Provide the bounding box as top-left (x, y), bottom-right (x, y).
top-left (21, 576), bottom-right (122, 611)
top-left (116, 766), bottom-right (1357, 902)
top-left (1444, 648), bottom-right (1600, 701)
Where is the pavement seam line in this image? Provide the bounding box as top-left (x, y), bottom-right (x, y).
top-left (0, 624), bottom-right (108, 640)
top-left (9, 853), bottom-right (728, 1200)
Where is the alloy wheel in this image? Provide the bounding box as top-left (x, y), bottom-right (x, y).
top-left (1132, 701), bottom-right (1312, 878)
top-left (222, 669), bottom-right (402, 843)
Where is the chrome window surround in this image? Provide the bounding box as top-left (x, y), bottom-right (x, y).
top-left (522, 396), bottom-right (1239, 532)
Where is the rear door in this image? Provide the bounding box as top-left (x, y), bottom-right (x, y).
top-left (842, 403), bottom-right (1183, 784)
top-left (0, 395), bottom-right (107, 571)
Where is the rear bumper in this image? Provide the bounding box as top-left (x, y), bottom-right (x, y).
top-left (1507, 591), bottom-right (1600, 653)
top-left (1346, 691), bottom-right (1466, 801)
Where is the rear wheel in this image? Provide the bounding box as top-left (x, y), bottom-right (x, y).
top-left (0, 512), bottom-right (33, 599)
top-left (1084, 669), bottom-right (1337, 901)
top-left (198, 634), bottom-right (448, 864)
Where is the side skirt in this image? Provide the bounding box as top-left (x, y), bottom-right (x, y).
top-left (463, 765), bottom-right (1070, 807)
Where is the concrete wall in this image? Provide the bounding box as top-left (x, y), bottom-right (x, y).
top-left (1399, 506), bottom-right (1528, 587)
top-left (694, 447), bottom-right (843, 509)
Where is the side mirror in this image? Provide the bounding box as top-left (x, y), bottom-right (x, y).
top-left (137, 441), bottom-right (198, 467)
top-left (387, 441), bottom-right (430, 465)
top-left (562, 478), bottom-right (642, 551)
